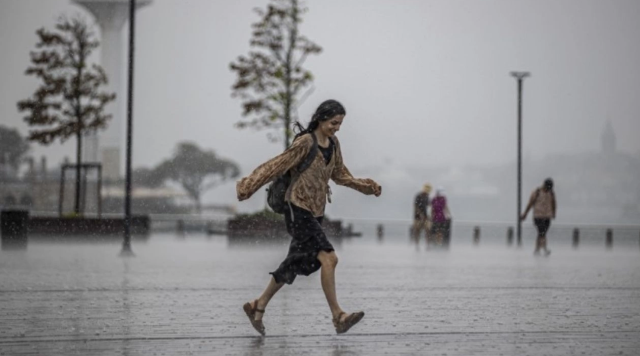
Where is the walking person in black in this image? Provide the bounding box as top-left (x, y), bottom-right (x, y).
top-left (236, 100), bottom-right (382, 335)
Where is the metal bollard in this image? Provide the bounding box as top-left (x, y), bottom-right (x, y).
top-left (572, 228), bottom-right (580, 248)
top-left (177, 219), bottom-right (185, 235)
top-left (605, 228), bottom-right (613, 249)
top-left (507, 227), bottom-right (514, 246)
top-left (473, 226), bottom-right (480, 245)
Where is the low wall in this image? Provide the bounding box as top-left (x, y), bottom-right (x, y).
top-left (1, 210), bottom-right (150, 237)
top-left (226, 215), bottom-right (357, 239)
top-left (28, 216), bottom-right (150, 235)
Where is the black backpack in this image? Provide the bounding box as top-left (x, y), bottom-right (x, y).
top-left (266, 133), bottom-right (318, 214)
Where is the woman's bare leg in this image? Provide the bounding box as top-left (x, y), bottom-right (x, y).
top-left (252, 276), bottom-right (284, 321)
top-left (317, 251), bottom-right (345, 320)
top-left (541, 237), bottom-right (551, 255)
top-left (534, 236), bottom-right (542, 255)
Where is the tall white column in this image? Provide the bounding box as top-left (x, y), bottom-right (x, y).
top-left (72, 0), bottom-right (151, 180)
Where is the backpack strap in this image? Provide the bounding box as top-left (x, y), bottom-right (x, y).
top-left (296, 132), bottom-right (318, 173)
top-left (328, 136), bottom-right (336, 155)
top-left (285, 133), bottom-right (317, 221)
top-left (331, 135), bottom-right (340, 152)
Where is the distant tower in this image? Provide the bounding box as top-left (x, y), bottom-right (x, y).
top-left (82, 131), bottom-right (99, 163)
top-left (72, 0), bottom-right (152, 179)
top-left (601, 120), bottom-right (616, 155)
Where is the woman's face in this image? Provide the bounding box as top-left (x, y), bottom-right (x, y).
top-left (318, 114), bottom-right (344, 137)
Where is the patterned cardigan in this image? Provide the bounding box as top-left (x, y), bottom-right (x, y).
top-left (236, 134), bottom-right (379, 217)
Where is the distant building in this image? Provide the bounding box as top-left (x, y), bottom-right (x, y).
top-left (601, 120), bottom-right (616, 155)
top-left (0, 155), bottom-right (190, 216)
top-left (0, 156), bottom-right (59, 212)
top-left (362, 121), bottom-right (640, 224)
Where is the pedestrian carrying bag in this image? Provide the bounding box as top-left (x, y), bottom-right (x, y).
top-left (266, 133), bottom-right (318, 214)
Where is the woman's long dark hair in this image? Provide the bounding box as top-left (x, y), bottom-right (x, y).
top-left (293, 99), bottom-right (346, 140)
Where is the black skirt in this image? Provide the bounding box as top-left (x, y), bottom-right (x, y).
top-left (270, 204), bottom-right (335, 284)
top-left (534, 218), bottom-right (551, 236)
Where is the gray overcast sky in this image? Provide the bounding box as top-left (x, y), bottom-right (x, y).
top-left (1, 0), bottom-right (639, 217)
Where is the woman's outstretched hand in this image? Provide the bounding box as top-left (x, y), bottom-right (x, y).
top-left (236, 178), bottom-right (251, 201)
top-left (373, 183), bottom-right (382, 197)
top-left (374, 184), bottom-right (382, 197)
top-left (365, 179), bottom-right (382, 197)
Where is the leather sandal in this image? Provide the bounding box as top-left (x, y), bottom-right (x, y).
top-left (333, 311), bottom-right (365, 334)
top-left (242, 299), bottom-right (265, 336)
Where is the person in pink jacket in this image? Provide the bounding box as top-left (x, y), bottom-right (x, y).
top-left (430, 187), bottom-right (451, 246)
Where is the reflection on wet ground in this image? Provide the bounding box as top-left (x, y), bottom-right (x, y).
top-left (1, 230), bottom-right (639, 355)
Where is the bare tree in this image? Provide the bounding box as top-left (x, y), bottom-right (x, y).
top-left (17, 16), bottom-right (115, 215)
top-left (230, 0), bottom-right (322, 149)
top-left (156, 142), bottom-right (240, 213)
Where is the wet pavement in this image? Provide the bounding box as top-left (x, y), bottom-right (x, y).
top-left (1, 229), bottom-right (639, 355)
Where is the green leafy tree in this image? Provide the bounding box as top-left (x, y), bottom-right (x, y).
top-left (230, 0), bottom-right (322, 149)
top-left (156, 142), bottom-right (240, 213)
top-left (17, 16), bottom-right (115, 215)
top-left (0, 125), bottom-right (30, 178)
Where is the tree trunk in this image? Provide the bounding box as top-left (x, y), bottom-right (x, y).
top-left (283, 0), bottom-right (299, 149)
top-left (74, 129), bottom-right (82, 215)
top-left (195, 195), bottom-right (201, 214)
top-left (284, 96), bottom-right (291, 149)
top-left (74, 50), bottom-right (84, 216)
top-left (284, 63), bottom-right (292, 149)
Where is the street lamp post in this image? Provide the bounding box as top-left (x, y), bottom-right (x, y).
top-left (120, 0), bottom-right (137, 257)
top-left (510, 71), bottom-right (530, 247)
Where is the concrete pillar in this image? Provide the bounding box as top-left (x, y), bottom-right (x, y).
top-left (27, 157), bottom-right (35, 175)
top-left (40, 156), bottom-right (47, 178)
top-left (73, 0), bottom-right (152, 180)
top-left (177, 219), bottom-right (185, 235)
top-left (83, 131), bottom-right (100, 163)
